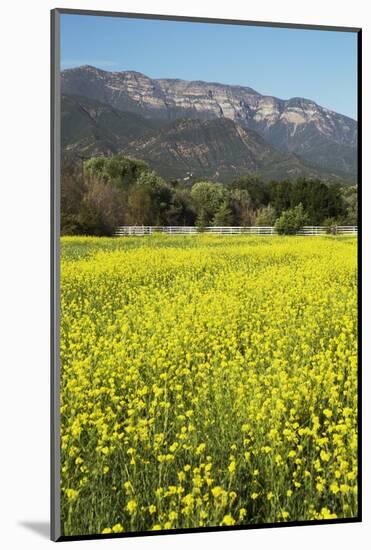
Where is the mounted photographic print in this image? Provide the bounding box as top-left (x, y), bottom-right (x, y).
top-left (51, 8), bottom-right (361, 541)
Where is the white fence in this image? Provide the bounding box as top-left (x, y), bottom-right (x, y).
top-left (115, 225), bottom-right (358, 236)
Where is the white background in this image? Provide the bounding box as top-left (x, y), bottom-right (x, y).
top-left (0, 0), bottom-right (369, 547)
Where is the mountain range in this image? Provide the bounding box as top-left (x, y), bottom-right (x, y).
top-left (61, 65), bottom-right (358, 183)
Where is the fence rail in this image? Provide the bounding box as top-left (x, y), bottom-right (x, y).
top-left (115, 225), bottom-right (358, 237)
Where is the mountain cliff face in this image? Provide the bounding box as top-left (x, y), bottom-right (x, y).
top-left (124, 117), bottom-right (336, 182)
top-left (61, 94), bottom-right (344, 183)
top-left (61, 94), bottom-right (162, 157)
top-left (61, 65), bottom-right (357, 177)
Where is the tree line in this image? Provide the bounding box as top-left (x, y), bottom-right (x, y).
top-left (61, 155), bottom-right (357, 236)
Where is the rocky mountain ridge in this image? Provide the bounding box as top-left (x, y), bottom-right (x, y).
top-left (124, 116), bottom-right (343, 182)
top-left (61, 94), bottom-right (351, 183)
top-left (61, 65), bottom-right (357, 177)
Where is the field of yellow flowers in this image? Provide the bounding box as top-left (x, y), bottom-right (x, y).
top-left (60, 234), bottom-right (358, 536)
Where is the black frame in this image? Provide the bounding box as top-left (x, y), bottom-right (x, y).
top-left (51, 7), bottom-right (362, 542)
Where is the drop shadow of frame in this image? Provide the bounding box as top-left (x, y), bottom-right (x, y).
top-left (18, 521), bottom-right (49, 539)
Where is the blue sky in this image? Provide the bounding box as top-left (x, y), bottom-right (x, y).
top-left (61, 14), bottom-right (358, 119)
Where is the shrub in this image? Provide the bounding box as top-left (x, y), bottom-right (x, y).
top-left (275, 203), bottom-right (308, 235)
top-left (323, 217), bottom-right (339, 235)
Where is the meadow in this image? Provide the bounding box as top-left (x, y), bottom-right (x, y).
top-left (60, 234), bottom-right (358, 536)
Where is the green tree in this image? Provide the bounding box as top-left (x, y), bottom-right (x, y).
top-left (275, 203), bottom-right (309, 235)
top-left (290, 179), bottom-right (346, 224)
top-left (230, 175), bottom-right (269, 210)
top-left (212, 201), bottom-right (234, 226)
top-left (229, 188), bottom-right (254, 226)
top-left (84, 155), bottom-right (149, 188)
top-left (341, 185), bottom-right (358, 225)
top-left (79, 179), bottom-right (126, 236)
top-left (135, 170), bottom-right (174, 225)
top-left (166, 188), bottom-right (196, 226)
top-left (60, 159), bottom-right (85, 235)
top-left (255, 204), bottom-right (276, 226)
top-left (268, 180), bottom-right (293, 215)
top-left (127, 187), bottom-right (153, 225)
top-left (191, 181), bottom-right (226, 225)
top-left (196, 208), bottom-right (209, 231)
